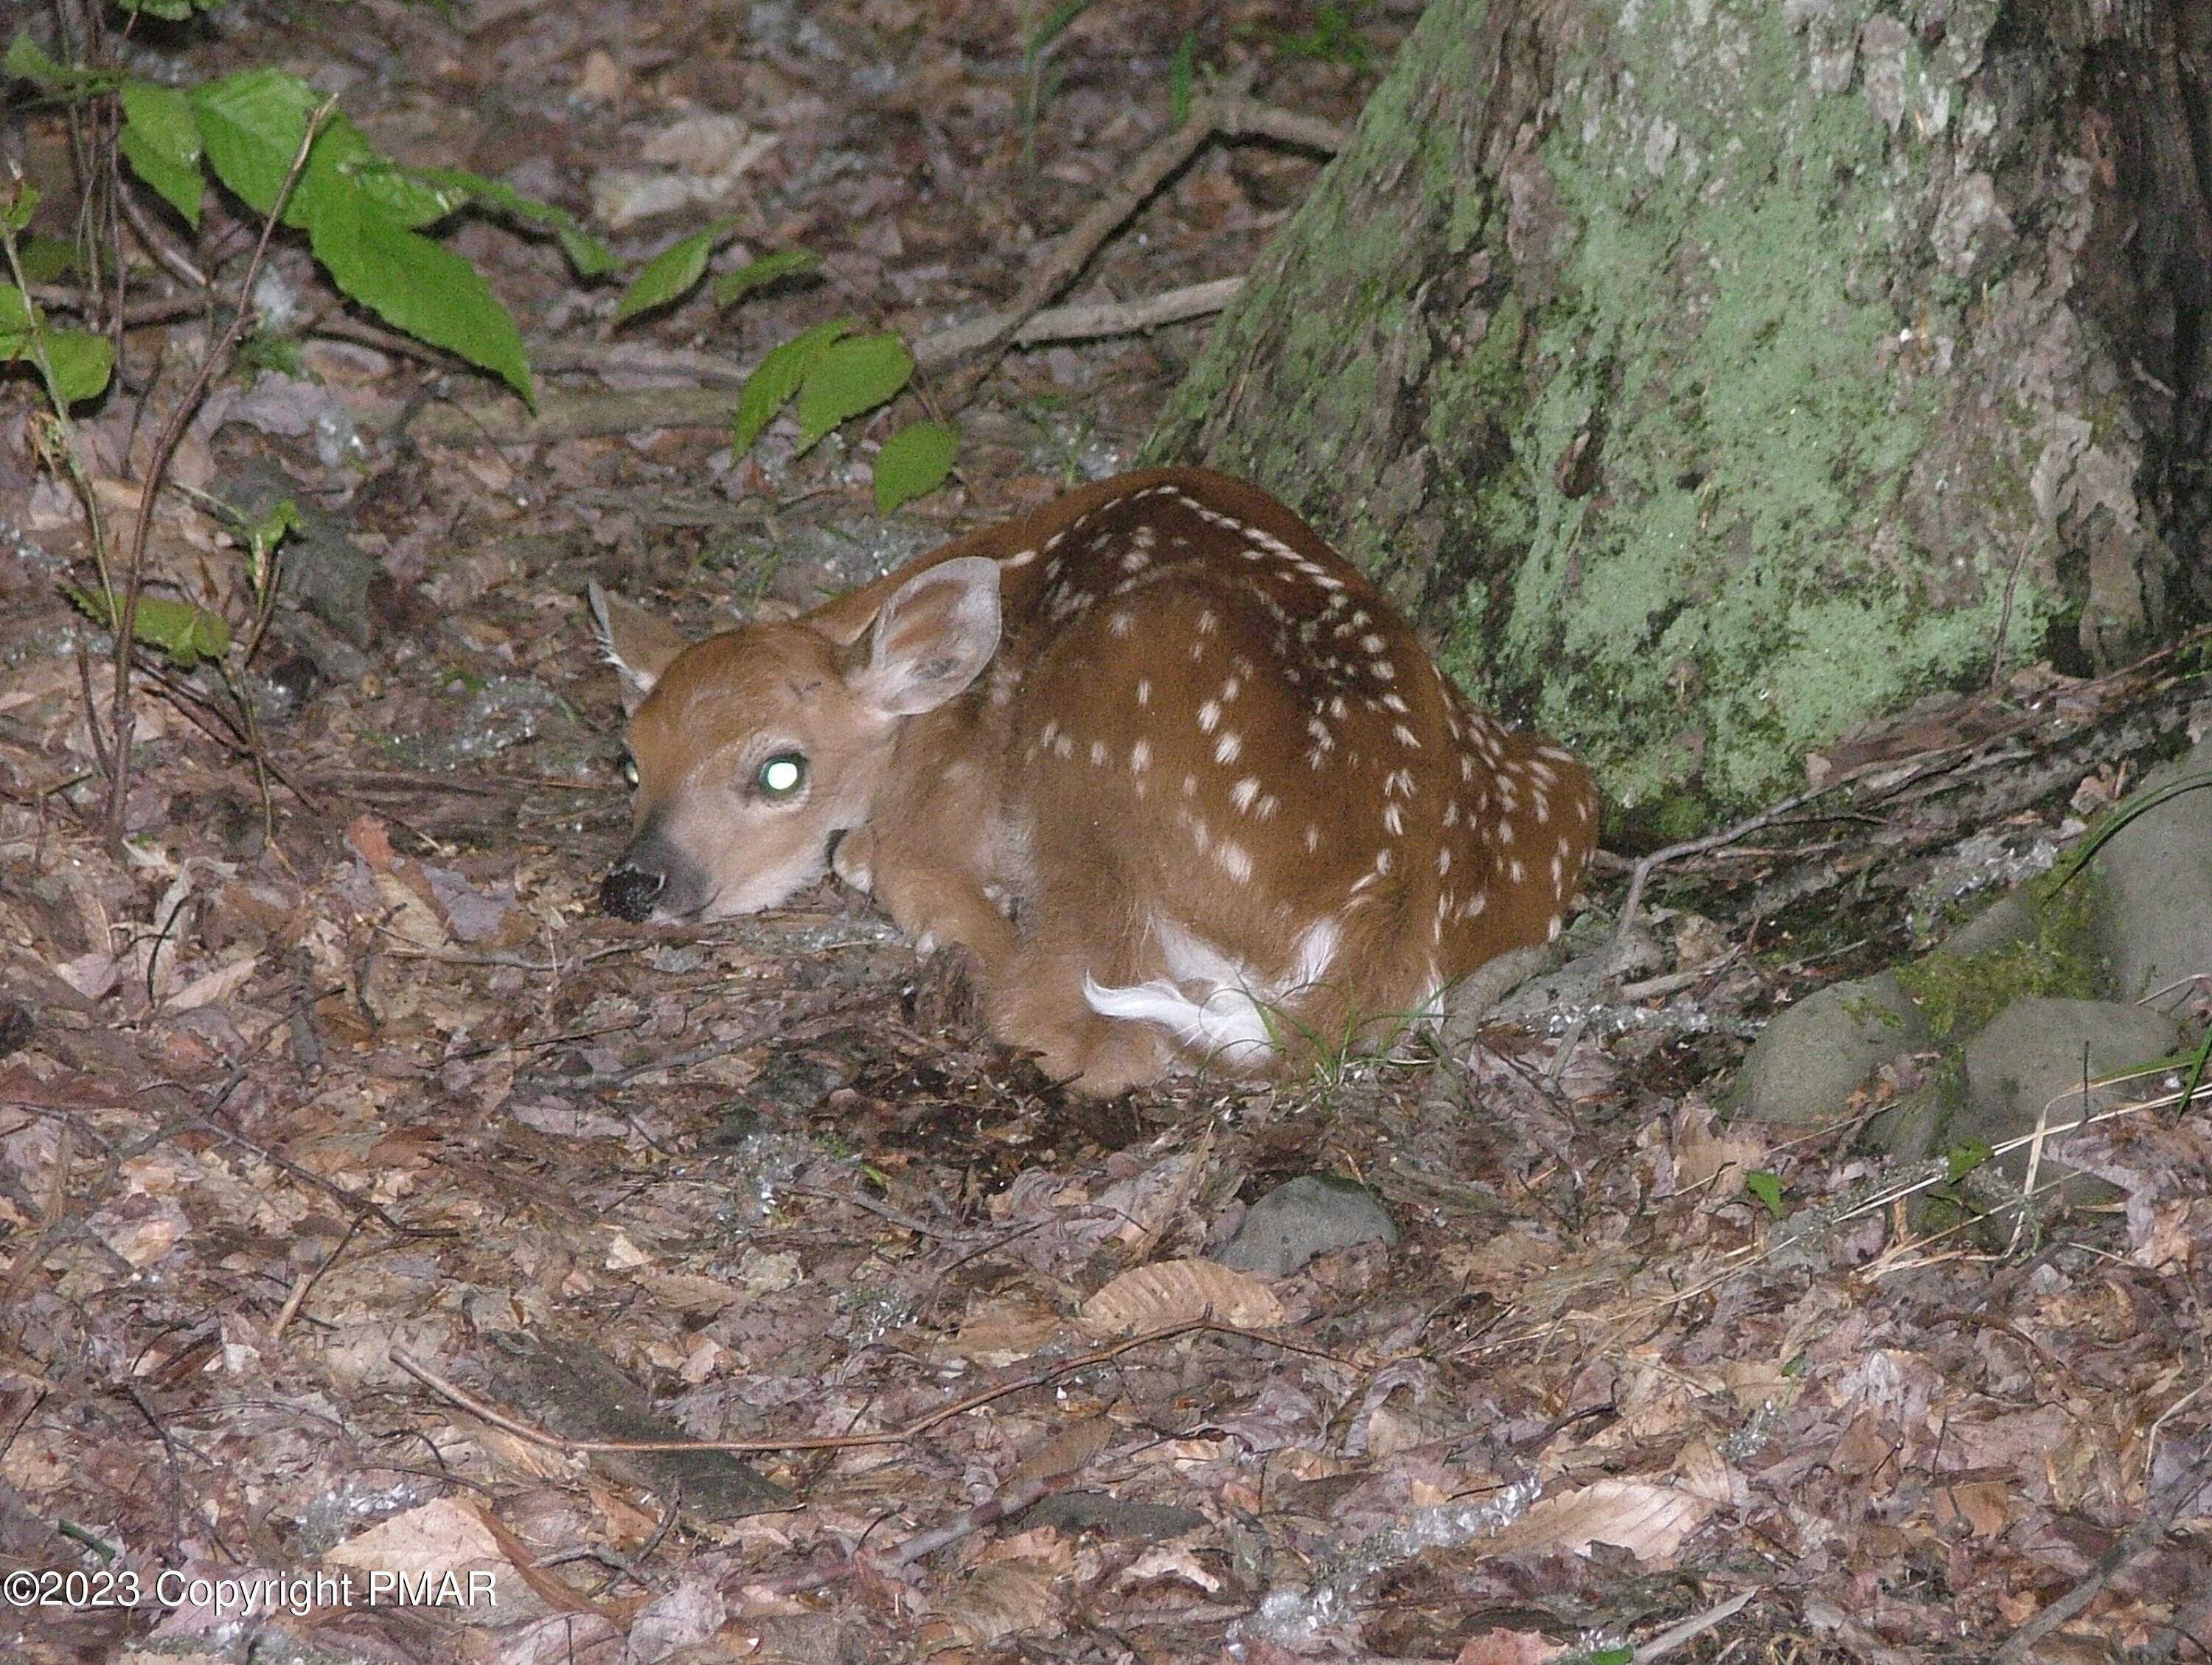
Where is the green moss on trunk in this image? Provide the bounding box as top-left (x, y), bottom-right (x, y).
top-left (1149, 0), bottom-right (2159, 823)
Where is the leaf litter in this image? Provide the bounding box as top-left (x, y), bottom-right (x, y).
top-left (1, 1), bottom-right (2209, 1663)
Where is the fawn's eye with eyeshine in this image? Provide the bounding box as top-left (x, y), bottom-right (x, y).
top-left (757, 753), bottom-right (807, 798)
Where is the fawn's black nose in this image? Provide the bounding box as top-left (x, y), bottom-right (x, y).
top-left (600, 863), bottom-right (666, 922)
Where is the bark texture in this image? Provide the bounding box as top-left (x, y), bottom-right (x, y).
top-left (1148, 0), bottom-right (2212, 827)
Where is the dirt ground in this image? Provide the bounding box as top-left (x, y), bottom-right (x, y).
top-left (4, 3), bottom-right (2212, 1662)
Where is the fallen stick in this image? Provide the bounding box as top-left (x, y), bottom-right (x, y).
top-left (936, 90), bottom-right (1345, 408)
top-left (400, 275), bottom-right (1250, 445)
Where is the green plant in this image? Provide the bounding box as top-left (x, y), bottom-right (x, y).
top-left (1745, 1170), bottom-right (1787, 1218)
top-left (1167, 29), bottom-right (1198, 124)
top-left (1020, 0), bottom-right (1093, 170)
top-left (1242, 3), bottom-right (1373, 70)
top-left (728, 319), bottom-right (958, 513)
top-left (8, 32), bottom-right (617, 404)
top-left (2049, 771), bottom-right (2212, 892)
top-left (1, 194), bottom-right (115, 411)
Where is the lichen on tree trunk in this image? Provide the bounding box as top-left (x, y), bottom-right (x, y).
top-left (1149, 0), bottom-right (2208, 832)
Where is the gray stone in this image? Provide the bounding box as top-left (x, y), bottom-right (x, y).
top-left (1863, 1082), bottom-right (1947, 1164)
top-left (1733, 973), bottom-right (1930, 1127)
top-left (1941, 889), bottom-right (2038, 959)
top-left (2090, 731), bottom-right (2212, 1016)
top-left (1215, 1175), bottom-right (1398, 1278)
top-left (1958, 996), bottom-right (2183, 1199)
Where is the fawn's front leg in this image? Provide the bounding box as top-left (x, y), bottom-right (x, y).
top-left (834, 824), bottom-right (1018, 973)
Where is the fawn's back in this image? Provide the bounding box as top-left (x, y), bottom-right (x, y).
top-left (595, 467), bottom-right (1598, 1091)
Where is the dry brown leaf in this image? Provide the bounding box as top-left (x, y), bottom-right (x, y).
top-left (1484, 1480), bottom-right (1714, 1567)
top-left (941, 1291), bottom-right (1071, 1365)
top-left (166, 950), bottom-right (260, 1012)
top-left (1671, 1436), bottom-right (1737, 1504)
top-left (1078, 1258), bottom-right (1284, 1335)
top-left (1004, 1410), bottom-right (1116, 1490)
top-left (1455, 1627), bottom-right (1561, 1665)
top-left (925, 1561), bottom-right (1063, 1646)
top-left (1673, 1097), bottom-right (1764, 1200)
top-left (1933, 1476), bottom-right (2012, 1539)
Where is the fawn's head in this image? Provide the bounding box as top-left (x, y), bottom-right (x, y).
top-left (589, 557), bottom-right (1001, 922)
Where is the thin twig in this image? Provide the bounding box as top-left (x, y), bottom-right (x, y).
top-left (404, 276), bottom-right (1254, 445)
top-left (1991, 1439), bottom-right (2212, 1663)
top-left (117, 184), bottom-right (209, 291)
top-left (939, 87), bottom-right (1288, 409)
top-left (1613, 780), bottom-right (1838, 946)
top-left (1632, 1591), bottom-right (1756, 1663)
top-left (766, 1472), bottom-right (1071, 1596)
top-left (392, 1318), bottom-right (1304, 1456)
top-left (102, 97), bottom-right (335, 850)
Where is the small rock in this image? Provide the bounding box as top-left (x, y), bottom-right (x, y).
top-left (1215, 1175), bottom-right (1397, 1279)
top-left (1940, 888), bottom-right (2038, 959)
top-left (1958, 996), bottom-right (2182, 1199)
top-left (1733, 973), bottom-right (1930, 1126)
top-left (2090, 731), bottom-right (2212, 1017)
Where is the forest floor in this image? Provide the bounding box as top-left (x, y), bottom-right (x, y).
top-left (3, 2), bottom-right (2211, 1663)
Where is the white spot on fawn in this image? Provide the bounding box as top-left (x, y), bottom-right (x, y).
top-left (1215, 841), bottom-right (1253, 883)
top-left (1231, 777), bottom-right (1260, 813)
top-left (1304, 824), bottom-right (1321, 852)
top-left (1383, 804), bottom-right (1406, 837)
top-left (1198, 701), bottom-right (1221, 734)
top-left (1090, 740), bottom-right (1108, 766)
top-left (1214, 732), bottom-right (1242, 765)
top-left (1130, 740), bottom-right (1152, 772)
top-left (1136, 678), bottom-right (1152, 706)
top-left (1003, 546), bottom-right (1038, 569)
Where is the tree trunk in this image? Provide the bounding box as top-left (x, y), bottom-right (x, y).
top-left (1147, 0), bottom-right (2212, 832)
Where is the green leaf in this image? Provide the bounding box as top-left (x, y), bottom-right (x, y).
top-left (307, 184), bottom-right (535, 407)
top-left (712, 248), bottom-right (821, 308)
top-left (1027, 0), bottom-right (1093, 56)
top-left (407, 166), bottom-right (614, 277)
top-left (295, 115), bottom-right (456, 232)
top-left (0, 286), bottom-right (28, 333)
top-left (41, 329), bottom-right (114, 405)
top-left (1587, 1650), bottom-right (1635, 1665)
top-left (15, 234), bottom-right (74, 283)
top-left (731, 317), bottom-right (855, 455)
top-left (873, 420), bottom-right (957, 514)
top-left (68, 588), bottom-right (231, 668)
top-left (793, 332), bottom-right (913, 453)
top-left (191, 68), bottom-right (321, 222)
top-left (614, 225), bottom-right (731, 324)
top-left (1168, 29), bottom-right (1197, 123)
top-left (1745, 1170), bottom-right (1786, 1220)
top-left (119, 80), bottom-right (204, 229)
top-left (1944, 1137), bottom-right (1993, 1186)
top-left (4, 30), bottom-right (86, 90)
top-left (0, 183), bottom-right (38, 234)
top-left (2052, 771), bottom-right (2212, 892)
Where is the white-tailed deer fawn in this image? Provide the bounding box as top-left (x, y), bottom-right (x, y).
top-left (591, 468), bottom-right (1598, 1092)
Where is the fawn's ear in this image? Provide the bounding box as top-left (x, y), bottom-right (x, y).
top-left (847, 557), bottom-right (1001, 717)
top-left (588, 582), bottom-right (692, 715)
